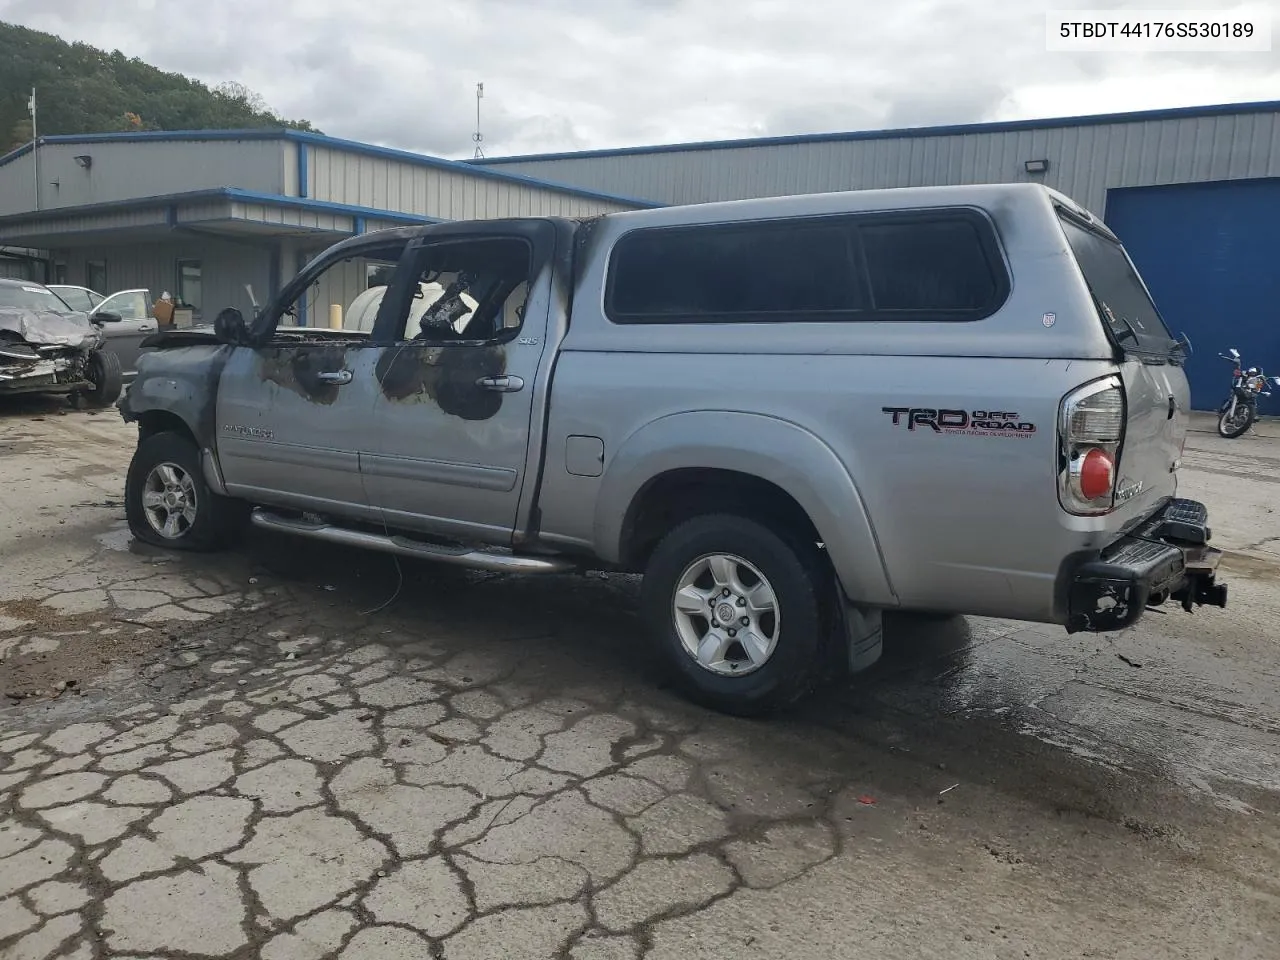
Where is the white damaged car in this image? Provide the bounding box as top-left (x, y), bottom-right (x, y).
top-left (0, 278), bottom-right (123, 407)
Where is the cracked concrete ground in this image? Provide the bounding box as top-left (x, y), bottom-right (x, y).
top-left (2, 400), bottom-right (1280, 960)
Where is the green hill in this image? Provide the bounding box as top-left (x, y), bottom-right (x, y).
top-left (0, 20), bottom-right (318, 153)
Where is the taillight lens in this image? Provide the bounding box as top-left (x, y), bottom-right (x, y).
top-left (1078, 448), bottom-right (1114, 500)
top-left (1059, 376), bottom-right (1125, 516)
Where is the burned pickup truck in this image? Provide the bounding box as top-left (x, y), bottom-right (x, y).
top-left (0, 279), bottom-right (123, 406)
top-left (119, 185), bottom-right (1227, 715)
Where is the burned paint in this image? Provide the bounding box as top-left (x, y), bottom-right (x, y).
top-left (257, 344), bottom-right (353, 406)
top-left (375, 343), bottom-right (506, 421)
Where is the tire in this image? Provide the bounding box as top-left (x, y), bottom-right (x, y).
top-left (79, 350), bottom-right (123, 408)
top-left (1217, 402), bottom-right (1255, 439)
top-left (125, 431), bottom-right (249, 551)
top-left (640, 513), bottom-right (830, 716)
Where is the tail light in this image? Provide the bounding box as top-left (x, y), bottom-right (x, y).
top-left (1059, 376), bottom-right (1125, 516)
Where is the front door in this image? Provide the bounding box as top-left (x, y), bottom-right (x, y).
top-left (92, 289), bottom-right (156, 377)
top-left (215, 235), bottom-right (414, 520)
top-left (362, 221), bottom-right (558, 542)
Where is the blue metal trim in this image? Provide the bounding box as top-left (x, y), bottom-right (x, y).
top-left (470, 98), bottom-right (1280, 165)
top-left (353, 216), bottom-right (366, 235)
top-left (297, 143), bottom-right (309, 199)
top-left (0, 187), bottom-right (442, 228)
top-left (0, 127), bottom-right (662, 207)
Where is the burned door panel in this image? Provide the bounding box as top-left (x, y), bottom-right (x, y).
top-left (362, 227), bottom-right (558, 542)
top-left (216, 343), bottom-right (381, 516)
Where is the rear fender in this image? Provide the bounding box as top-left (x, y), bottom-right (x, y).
top-left (594, 411), bottom-right (897, 606)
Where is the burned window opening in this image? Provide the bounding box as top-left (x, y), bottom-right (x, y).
top-left (396, 238), bottom-right (533, 345)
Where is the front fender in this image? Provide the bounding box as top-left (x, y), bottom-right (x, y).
top-left (594, 411), bottom-right (897, 606)
top-left (119, 344), bottom-right (233, 450)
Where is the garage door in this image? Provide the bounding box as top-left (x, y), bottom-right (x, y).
top-left (1105, 178), bottom-right (1280, 413)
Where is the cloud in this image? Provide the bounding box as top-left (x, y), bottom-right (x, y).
top-left (2, 0), bottom-right (1277, 159)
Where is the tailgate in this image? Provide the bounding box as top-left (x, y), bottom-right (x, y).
top-left (1057, 211), bottom-right (1187, 519)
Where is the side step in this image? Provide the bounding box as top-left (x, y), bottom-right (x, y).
top-left (250, 509), bottom-right (577, 575)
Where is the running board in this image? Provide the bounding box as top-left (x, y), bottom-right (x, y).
top-left (250, 509), bottom-right (576, 574)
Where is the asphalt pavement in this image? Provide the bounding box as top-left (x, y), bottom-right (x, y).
top-left (1, 400), bottom-right (1278, 960)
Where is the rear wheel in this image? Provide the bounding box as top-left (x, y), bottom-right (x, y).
top-left (640, 513), bottom-right (830, 716)
top-left (1217, 401), bottom-right (1255, 439)
top-left (125, 431), bottom-right (248, 551)
top-left (77, 350), bottom-right (123, 408)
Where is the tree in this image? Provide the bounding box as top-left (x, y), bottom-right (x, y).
top-left (0, 22), bottom-right (320, 152)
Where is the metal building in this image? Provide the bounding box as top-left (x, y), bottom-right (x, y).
top-left (474, 100), bottom-right (1280, 411)
top-left (0, 129), bottom-right (651, 323)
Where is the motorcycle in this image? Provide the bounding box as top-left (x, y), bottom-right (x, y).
top-left (1217, 348), bottom-right (1280, 439)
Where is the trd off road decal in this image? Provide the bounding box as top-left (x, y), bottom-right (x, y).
top-left (882, 407), bottom-right (1037, 437)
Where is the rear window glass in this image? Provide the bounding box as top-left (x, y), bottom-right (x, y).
top-left (608, 221), bottom-right (865, 318)
top-left (606, 210), bottom-right (1006, 323)
top-left (1059, 215), bottom-right (1175, 353)
top-left (861, 220), bottom-right (999, 311)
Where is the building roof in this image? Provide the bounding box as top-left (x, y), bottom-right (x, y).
top-left (469, 99), bottom-right (1280, 165)
top-left (0, 128), bottom-right (661, 209)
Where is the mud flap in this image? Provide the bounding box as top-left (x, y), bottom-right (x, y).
top-left (842, 600), bottom-right (883, 674)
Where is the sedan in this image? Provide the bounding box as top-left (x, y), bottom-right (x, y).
top-left (49, 285), bottom-right (157, 379)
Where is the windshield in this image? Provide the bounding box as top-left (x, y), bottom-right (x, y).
top-left (0, 284), bottom-right (74, 313)
top-left (50, 287), bottom-right (97, 312)
top-left (1058, 214), bottom-right (1177, 355)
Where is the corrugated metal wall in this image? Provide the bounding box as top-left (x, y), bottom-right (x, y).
top-left (480, 111), bottom-right (1280, 214)
top-left (51, 236), bottom-right (269, 320)
top-left (306, 146), bottom-right (633, 220)
top-left (0, 140), bottom-right (284, 217)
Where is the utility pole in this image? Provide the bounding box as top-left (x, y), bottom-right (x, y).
top-left (28, 87), bottom-right (39, 211)
top-left (473, 82), bottom-right (485, 159)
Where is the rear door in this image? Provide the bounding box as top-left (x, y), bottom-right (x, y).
top-left (361, 220), bottom-right (559, 543)
top-left (1058, 213), bottom-right (1187, 513)
top-left (92, 289), bottom-right (157, 377)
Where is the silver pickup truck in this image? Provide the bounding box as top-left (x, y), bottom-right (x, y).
top-left (119, 183), bottom-right (1227, 714)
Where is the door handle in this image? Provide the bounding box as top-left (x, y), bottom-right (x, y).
top-left (139, 322), bottom-right (157, 332)
top-left (475, 375), bottom-right (525, 393)
top-left (317, 370), bottom-right (353, 385)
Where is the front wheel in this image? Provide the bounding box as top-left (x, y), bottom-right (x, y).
top-left (125, 431), bottom-right (249, 551)
top-left (74, 350), bottom-right (123, 408)
top-left (1217, 400), bottom-right (1255, 439)
top-left (640, 514), bottom-right (829, 716)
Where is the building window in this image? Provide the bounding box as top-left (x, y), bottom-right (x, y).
top-left (53, 262), bottom-right (68, 285)
top-left (86, 260), bottom-right (107, 293)
top-left (605, 209), bottom-right (1007, 324)
top-left (176, 259), bottom-right (202, 311)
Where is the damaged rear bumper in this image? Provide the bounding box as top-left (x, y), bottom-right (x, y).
top-left (1064, 498), bottom-right (1228, 633)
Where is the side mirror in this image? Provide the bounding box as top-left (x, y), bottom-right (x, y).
top-left (93, 311), bottom-right (122, 323)
top-left (213, 307), bottom-right (248, 345)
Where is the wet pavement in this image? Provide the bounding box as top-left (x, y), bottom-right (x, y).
top-left (2, 399), bottom-right (1279, 959)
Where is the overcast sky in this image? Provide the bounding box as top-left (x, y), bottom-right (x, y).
top-left (3, 0), bottom-right (1278, 159)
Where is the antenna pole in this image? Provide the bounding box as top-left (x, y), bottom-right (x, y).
top-left (29, 87), bottom-right (39, 211)
top-left (473, 82), bottom-right (485, 159)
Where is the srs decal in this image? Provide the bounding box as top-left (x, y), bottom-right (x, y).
top-left (882, 408), bottom-right (1037, 437)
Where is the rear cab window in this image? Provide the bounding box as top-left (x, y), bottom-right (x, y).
top-left (1057, 212), bottom-right (1179, 357)
top-left (605, 209), bottom-right (1008, 324)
